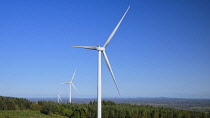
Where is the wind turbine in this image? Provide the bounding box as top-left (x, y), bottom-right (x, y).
top-left (57, 91), bottom-right (62, 103)
top-left (61, 68), bottom-right (79, 103)
top-left (73, 6), bottom-right (130, 118)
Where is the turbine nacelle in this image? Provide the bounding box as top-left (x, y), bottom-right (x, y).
top-left (96, 46), bottom-right (105, 51)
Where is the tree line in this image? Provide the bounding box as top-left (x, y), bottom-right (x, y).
top-left (0, 96), bottom-right (210, 118)
top-left (0, 96), bottom-right (31, 110)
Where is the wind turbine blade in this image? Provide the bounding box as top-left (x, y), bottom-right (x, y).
top-left (59, 95), bottom-right (62, 103)
top-left (102, 51), bottom-right (120, 94)
top-left (73, 46), bottom-right (97, 50)
top-left (71, 67), bottom-right (77, 81)
top-left (103, 6), bottom-right (130, 48)
top-left (60, 82), bottom-right (69, 84)
top-left (72, 83), bottom-right (80, 93)
top-left (59, 91), bottom-right (62, 95)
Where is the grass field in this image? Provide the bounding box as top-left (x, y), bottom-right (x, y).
top-left (0, 110), bottom-right (67, 118)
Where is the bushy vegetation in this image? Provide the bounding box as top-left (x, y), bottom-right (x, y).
top-left (38, 100), bottom-right (210, 118)
top-left (0, 96), bottom-right (210, 118)
top-left (0, 96), bottom-right (31, 110)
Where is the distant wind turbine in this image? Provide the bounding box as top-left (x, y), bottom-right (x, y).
top-left (61, 68), bottom-right (79, 103)
top-left (57, 91), bottom-right (62, 103)
top-left (73, 6), bottom-right (130, 118)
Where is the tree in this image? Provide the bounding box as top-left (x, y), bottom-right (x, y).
top-left (30, 102), bottom-right (42, 111)
top-left (63, 108), bottom-right (73, 117)
top-left (0, 100), bottom-right (7, 110)
top-left (6, 102), bottom-right (16, 110)
top-left (40, 102), bottom-right (59, 114)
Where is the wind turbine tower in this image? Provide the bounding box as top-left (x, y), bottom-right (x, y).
top-left (57, 91), bottom-right (62, 103)
top-left (73, 6), bottom-right (130, 118)
top-left (61, 68), bottom-right (79, 103)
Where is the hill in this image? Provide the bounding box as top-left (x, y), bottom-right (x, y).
top-left (1, 96), bottom-right (210, 118)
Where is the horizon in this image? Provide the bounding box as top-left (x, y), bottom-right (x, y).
top-left (0, 0), bottom-right (210, 99)
top-left (2, 95), bottom-right (210, 100)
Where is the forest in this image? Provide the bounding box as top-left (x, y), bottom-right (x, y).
top-left (0, 96), bottom-right (210, 118)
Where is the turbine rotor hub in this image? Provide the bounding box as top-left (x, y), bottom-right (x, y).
top-left (96, 46), bottom-right (105, 51)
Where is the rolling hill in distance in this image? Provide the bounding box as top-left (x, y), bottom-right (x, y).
top-left (27, 97), bottom-right (210, 112)
top-left (1, 95), bottom-right (210, 117)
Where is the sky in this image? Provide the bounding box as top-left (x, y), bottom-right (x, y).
top-left (0, 0), bottom-right (210, 99)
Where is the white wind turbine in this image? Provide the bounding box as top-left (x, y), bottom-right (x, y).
top-left (57, 91), bottom-right (62, 103)
top-left (61, 68), bottom-right (79, 103)
top-left (73, 6), bottom-right (130, 118)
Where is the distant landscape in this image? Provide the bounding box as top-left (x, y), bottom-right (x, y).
top-left (28, 97), bottom-right (210, 112)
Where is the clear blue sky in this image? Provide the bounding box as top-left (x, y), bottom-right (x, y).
top-left (0, 0), bottom-right (210, 99)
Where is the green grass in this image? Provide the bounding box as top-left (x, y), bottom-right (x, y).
top-left (0, 110), bottom-right (67, 118)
